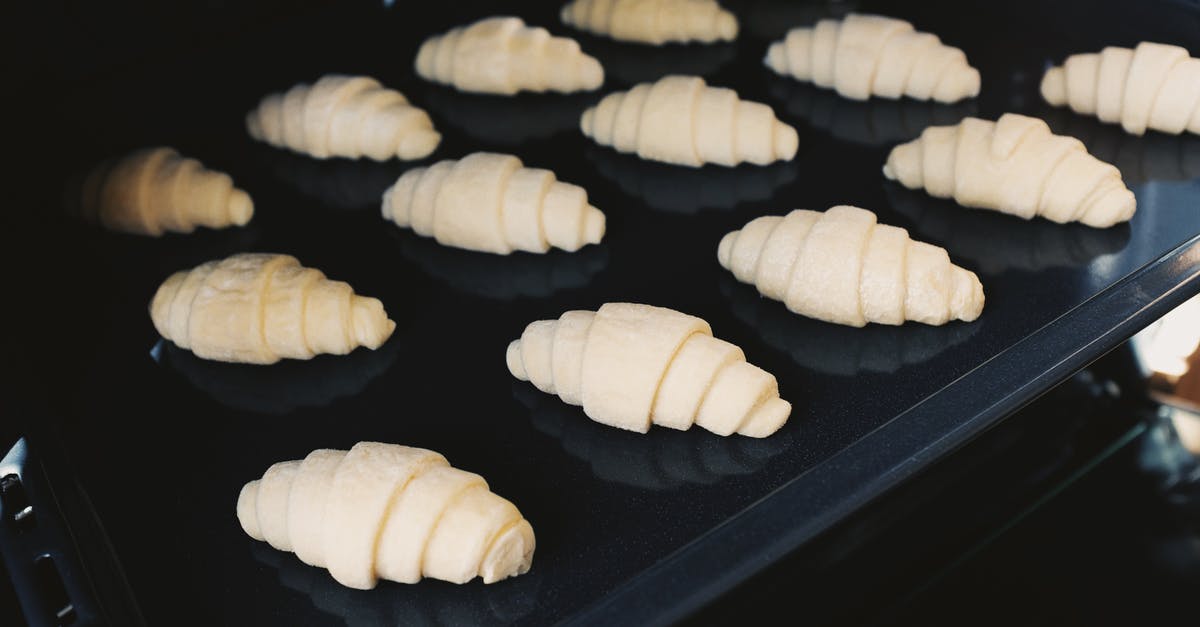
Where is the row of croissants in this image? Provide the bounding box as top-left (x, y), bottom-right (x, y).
top-left (77, 10), bottom-right (1193, 238)
top-left (84, 4), bottom-right (1195, 591)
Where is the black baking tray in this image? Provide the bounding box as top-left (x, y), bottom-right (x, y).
top-left (8, 0), bottom-right (1200, 625)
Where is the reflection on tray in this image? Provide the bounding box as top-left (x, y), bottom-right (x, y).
top-left (395, 232), bottom-right (608, 301)
top-left (158, 337), bottom-right (400, 415)
top-left (249, 542), bottom-right (540, 627)
top-left (515, 384), bottom-right (791, 490)
top-left (719, 276), bottom-right (978, 376)
top-left (740, 0), bottom-right (858, 40)
top-left (586, 146), bottom-right (797, 213)
top-left (768, 79), bottom-right (977, 147)
top-left (581, 37), bottom-right (735, 85)
top-left (884, 184), bottom-right (1131, 275)
top-left (422, 86), bottom-right (597, 146)
top-left (1040, 108), bottom-right (1200, 185)
top-left (259, 147), bottom-right (408, 211)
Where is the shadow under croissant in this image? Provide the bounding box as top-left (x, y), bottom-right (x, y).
top-left (577, 35), bottom-right (736, 85)
top-left (738, 0), bottom-right (859, 40)
top-left (248, 542), bottom-right (541, 627)
top-left (420, 85), bottom-right (598, 147)
top-left (393, 231), bottom-right (609, 301)
top-left (883, 183), bottom-right (1132, 276)
top-left (1039, 106), bottom-right (1200, 186)
top-left (767, 78), bottom-right (978, 147)
top-left (513, 384), bottom-right (792, 491)
top-left (156, 336), bottom-right (401, 415)
top-left (718, 276), bottom-right (979, 377)
top-left (257, 146), bottom-right (409, 211)
top-left (585, 146), bottom-right (797, 213)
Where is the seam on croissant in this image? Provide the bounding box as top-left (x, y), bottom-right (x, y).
top-left (1143, 56), bottom-right (1189, 130)
top-left (475, 517), bottom-right (524, 577)
top-left (751, 218), bottom-right (785, 286)
top-left (853, 221), bottom-right (876, 324)
top-left (255, 260), bottom-right (287, 361)
top-left (862, 26), bottom-right (907, 100)
top-left (418, 484), bottom-right (478, 575)
top-left (494, 163), bottom-right (520, 252)
top-left (780, 214), bottom-right (820, 304)
top-left (732, 382), bottom-right (778, 434)
top-left (296, 270), bottom-right (316, 356)
top-left (368, 470), bottom-right (425, 581)
top-left (687, 81), bottom-right (703, 165)
top-left (1029, 145), bottom-right (1075, 215)
top-left (648, 329), bottom-right (709, 427)
top-left (180, 263), bottom-right (217, 348)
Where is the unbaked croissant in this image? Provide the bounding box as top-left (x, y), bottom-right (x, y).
top-left (580, 75), bottom-right (798, 167)
top-left (246, 75), bottom-right (440, 161)
top-left (1041, 41), bottom-right (1200, 136)
top-left (764, 13), bottom-right (980, 103)
top-left (560, 0), bottom-right (738, 45)
top-left (237, 442), bottom-right (535, 589)
top-left (150, 253), bottom-right (395, 364)
top-left (507, 303), bottom-right (791, 437)
top-left (416, 16), bottom-right (603, 95)
top-left (79, 147), bottom-right (252, 236)
top-left (717, 205), bottom-right (984, 327)
top-left (382, 152), bottom-right (605, 254)
top-left (883, 113), bottom-right (1136, 228)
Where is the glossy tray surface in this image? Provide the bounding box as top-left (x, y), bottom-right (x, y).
top-left (29, 1), bottom-right (1200, 625)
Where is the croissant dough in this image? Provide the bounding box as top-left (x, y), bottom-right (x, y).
top-left (764, 13), bottom-right (980, 103)
top-left (883, 113), bottom-right (1136, 228)
top-left (507, 303), bottom-right (791, 437)
top-left (79, 147), bottom-right (252, 236)
top-left (560, 0), bottom-right (738, 45)
top-left (382, 152), bottom-right (605, 254)
top-left (150, 253), bottom-right (395, 364)
top-left (246, 75), bottom-right (440, 161)
top-left (416, 16), bottom-right (603, 95)
top-left (718, 205), bottom-right (984, 327)
top-left (238, 442), bottom-right (535, 589)
top-left (581, 75), bottom-right (799, 167)
top-left (1041, 41), bottom-right (1200, 136)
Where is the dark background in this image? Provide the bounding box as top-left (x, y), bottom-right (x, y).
top-left (2, 1), bottom-right (1200, 625)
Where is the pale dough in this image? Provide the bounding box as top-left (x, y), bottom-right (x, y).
top-left (765, 13), bottom-right (980, 103)
top-left (1041, 41), bottom-right (1200, 136)
top-left (506, 303), bottom-right (791, 437)
top-left (150, 253), bottom-right (395, 364)
top-left (883, 113), bottom-right (1136, 227)
top-left (382, 152), bottom-right (606, 254)
top-left (246, 74), bottom-right (441, 160)
top-left (718, 205), bottom-right (985, 327)
top-left (79, 147), bottom-right (253, 236)
top-left (236, 442), bottom-right (535, 589)
top-left (560, 0), bottom-right (737, 45)
top-left (416, 16), bottom-right (603, 95)
top-left (580, 75), bottom-right (798, 167)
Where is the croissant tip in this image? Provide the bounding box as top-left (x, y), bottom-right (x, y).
top-left (228, 189), bottom-right (254, 226)
top-left (237, 481), bottom-right (264, 541)
top-left (581, 57), bottom-right (605, 90)
top-left (717, 13), bottom-right (738, 40)
top-left (580, 108), bottom-right (595, 135)
top-left (507, 340), bottom-right (528, 380)
top-left (1040, 66), bottom-right (1066, 106)
top-left (774, 123), bottom-right (799, 160)
top-left (717, 231), bottom-right (737, 269)
top-left (737, 397), bottom-right (791, 438)
top-left (397, 130), bottom-right (441, 160)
